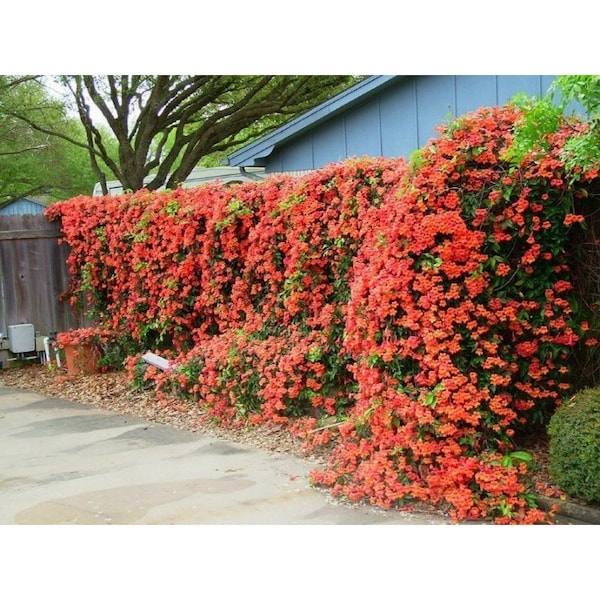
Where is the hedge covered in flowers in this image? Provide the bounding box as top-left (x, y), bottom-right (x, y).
top-left (46, 105), bottom-right (599, 523)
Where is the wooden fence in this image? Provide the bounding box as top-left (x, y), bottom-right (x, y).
top-left (0, 214), bottom-right (82, 337)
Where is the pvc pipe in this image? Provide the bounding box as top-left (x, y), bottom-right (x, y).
top-left (43, 336), bottom-right (61, 368)
top-left (55, 344), bottom-right (61, 368)
top-left (43, 337), bottom-right (50, 366)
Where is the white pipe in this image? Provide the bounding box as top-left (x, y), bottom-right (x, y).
top-left (55, 340), bottom-right (61, 368)
top-left (43, 336), bottom-right (61, 368)
top-left (43, 337), bottom-right (50, 366)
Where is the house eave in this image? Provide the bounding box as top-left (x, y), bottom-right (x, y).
top-left (226, 75), bottom-right (402, 167)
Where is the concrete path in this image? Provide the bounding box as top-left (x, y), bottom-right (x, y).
top-left (0, 387), bottom-right (450, 525)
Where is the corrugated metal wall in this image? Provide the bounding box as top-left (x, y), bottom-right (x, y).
top-left (0, 214), bottom-right (81, 337)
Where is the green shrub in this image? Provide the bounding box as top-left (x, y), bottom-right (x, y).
top-left (97, 332), bottom-right (141, 372)
top-left (548, 389), bottom-right (600, 503)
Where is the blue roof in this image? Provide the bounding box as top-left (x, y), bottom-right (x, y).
top-left (226, 75), bottom-right (401, 167)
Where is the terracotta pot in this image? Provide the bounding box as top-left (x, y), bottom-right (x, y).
top-left (63, 343), bottom-right (101, 376)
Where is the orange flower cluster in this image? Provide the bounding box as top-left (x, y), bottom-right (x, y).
top-left (46, 105), bottom-right (597, 523)
top-left (312, 106), bottom-right (595, 523)
top-left (54, 327), bottom-right (115, 351)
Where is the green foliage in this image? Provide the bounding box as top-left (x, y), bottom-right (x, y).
top-left (507, 75), bottom-right (600, 174)
top-left (553, 76), bottom-right (600, 172)
top-left (97, 333), bottom-right (139, 371)
top-left (0, 76), bottom-right (97, 203)
top-left (129, 360), bottom-right (154, 392)
top-left (548, 388), bottom-right (600, 503)
top-left (555, 75), bottom-right (600, 115)
top-left (504, 93), bottom-right (563, 164)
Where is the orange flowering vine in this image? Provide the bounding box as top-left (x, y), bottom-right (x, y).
top-left (46, 105), bottom-right (598, 523)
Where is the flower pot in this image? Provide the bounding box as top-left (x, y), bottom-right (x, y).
top-left (63, 342), bottom-right (101, 376)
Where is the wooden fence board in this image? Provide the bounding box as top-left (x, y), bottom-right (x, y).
top-left (0, 214), bottom-right (83, 336)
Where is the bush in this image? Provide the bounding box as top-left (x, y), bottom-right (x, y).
top-left (548, 389), bottom-right (600, 503)
top-left (46, 105), bottom-right (600, 523)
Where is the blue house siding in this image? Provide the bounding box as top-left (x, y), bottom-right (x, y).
top-left (346, 100), bottom-right (382, 158)
top-left (228, 75), bottom-right (562, 174)
top-left (379, 81), bottom-right (418, 158)
top-left (313, 119), bottom-right (346, 166)
top-left (415, 76), bottom-right (456, 145)
top-left (278, 137), bottom-right (313, 172)
top-left (0, 198), bottom-right (46, 216)
top-left (455, 75), bottom-right (499, 114)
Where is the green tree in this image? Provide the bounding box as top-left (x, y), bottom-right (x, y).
top-left (507, 75), bottom-right (600, 171)
top-left (0, 76), bottom-right (98, 204)
top-left (552, 75), bottom-right (600, 171)
top-left (44, 75), bottom-right (360, 195)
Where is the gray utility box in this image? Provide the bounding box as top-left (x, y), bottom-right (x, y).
top-left (8, 324), bottom-right (36, 353)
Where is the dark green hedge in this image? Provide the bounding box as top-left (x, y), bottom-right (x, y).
top-left (548, 388), bottom-right (600, 503)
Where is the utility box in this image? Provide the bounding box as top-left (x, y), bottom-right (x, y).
top-left (8, 324), bottom-right (36, 353)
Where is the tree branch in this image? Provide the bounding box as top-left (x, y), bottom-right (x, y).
top-left (0, 143), bottom-right (49, 156)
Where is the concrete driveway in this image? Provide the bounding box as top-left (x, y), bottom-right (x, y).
top-left (0, 387), bottom-right (449, 525)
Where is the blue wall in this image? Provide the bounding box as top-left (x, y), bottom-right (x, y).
top-left (0, 198), bottom-right (46, 216)
top-left (264, 75), bottom-right (557, 173)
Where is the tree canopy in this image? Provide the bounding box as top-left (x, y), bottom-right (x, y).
top-left (0, 76), bottom-right (97, 204)
top-left (41, 75), bottom-right (360, 195)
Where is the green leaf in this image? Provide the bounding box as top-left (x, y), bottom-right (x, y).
top-left (509, 450), bottom-right (532, 464)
